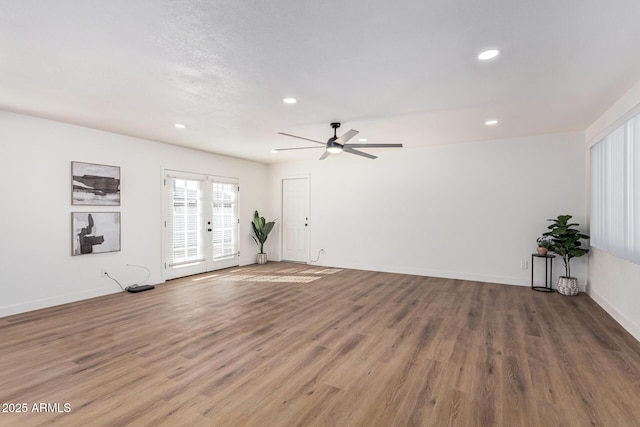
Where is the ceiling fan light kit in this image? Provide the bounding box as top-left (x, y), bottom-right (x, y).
top-left (276, 122), bottom-right (403, 160)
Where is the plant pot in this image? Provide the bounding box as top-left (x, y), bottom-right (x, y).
top-left (557, 276), bottom-right (579, 296)
top-left (536, 247), bottom-right (548, 256)
top-left (256, 253), bottom-right (268, 265)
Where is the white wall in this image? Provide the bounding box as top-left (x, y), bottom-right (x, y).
top-left (0, 109), bottom-right (596, 319)
top-left (0, 111), bottom-right (268, 317)
top-left (267, 132), bottom-right (586, 287)
top-left (585, 78), bottom-right (640, 341)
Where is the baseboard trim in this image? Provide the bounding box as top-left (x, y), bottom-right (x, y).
top-left (0, 288), bottom-right (118, 318)
top-left (0, 279), bottom-right (165, 318)
top-left (314, 261), bottom-right (528, 287)
top-left (588, 289), bottom-right (640, 342)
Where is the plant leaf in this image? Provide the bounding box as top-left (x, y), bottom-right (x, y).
top-left (263, 221), bottom-right (275, 236)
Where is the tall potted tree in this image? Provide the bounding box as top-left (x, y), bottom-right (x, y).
top-left (543, 214), bottom-right (590, 295)
top-left (251, 210), bottom-right (276, 264)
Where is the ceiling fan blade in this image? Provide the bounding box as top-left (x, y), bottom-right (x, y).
top-left (273, 146), bottom-right (324, 151)
top-left (336, 129), bottom-right (359, 144)
top-left (319, 150), bottom-right (331, 160)
top-left (277, 132), bottom-right (326, 145)
top-left (343, 146), bottom-right (377, 159)
top-left (344, 143), bottom-right (403, 148)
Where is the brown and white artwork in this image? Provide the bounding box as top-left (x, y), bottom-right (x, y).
top-left (72, 161), bottom-right (120, 206)
top-left (72, 212), bottom-right (121, 256)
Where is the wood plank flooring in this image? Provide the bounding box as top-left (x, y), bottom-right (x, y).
top-left (1, 263), bottom-right (639, 426)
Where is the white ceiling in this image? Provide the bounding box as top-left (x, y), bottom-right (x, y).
top-left (2, 1), bottom-right (640, 164)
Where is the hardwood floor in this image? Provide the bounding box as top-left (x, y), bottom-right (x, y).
top-left (1, 263), bottom-right (639, 426)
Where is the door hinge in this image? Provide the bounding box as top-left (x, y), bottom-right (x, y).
top-left (238, 186), bottom-right (240, 191)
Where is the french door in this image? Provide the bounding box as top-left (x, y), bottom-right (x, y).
top-left (163, 170), bottom-right (239, 280)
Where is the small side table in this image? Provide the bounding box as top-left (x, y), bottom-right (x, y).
top-left (531, 254), bottom-right (555, 292)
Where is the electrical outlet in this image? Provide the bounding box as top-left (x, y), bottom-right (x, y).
top-left (520, 259), bottom-right (528, 269)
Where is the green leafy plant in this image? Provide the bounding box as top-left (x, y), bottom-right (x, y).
top-left (543, 214), bottom-right (589, 278)
top-left (536, 236), bottom-right (553, 249)
top-left (251, 210), bottom-right (276, 254)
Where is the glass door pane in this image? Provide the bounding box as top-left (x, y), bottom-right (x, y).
top-left (164, 176), bottom-right (206, 280)
top-left (210, 180), bottom-right (239, 270)
top-left (172, 179), bottom-right (202, 263)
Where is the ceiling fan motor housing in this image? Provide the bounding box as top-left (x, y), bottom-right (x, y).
top-left (327, 139), bottom-right (343, 153)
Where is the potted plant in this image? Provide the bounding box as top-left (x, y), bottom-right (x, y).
top-left (536, 236), bottom-right (553, 256)
top-left (543, 214), bottom-right (590, 295)
top-left (251, 210), bottom-right (276, 264)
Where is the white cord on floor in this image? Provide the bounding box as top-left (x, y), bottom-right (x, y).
top-left (308, 249), bottom-right (325, 264)
top-left (104, 272), bottom-right (125, 291)
top-left (126, 263), bottom-right (151, 287)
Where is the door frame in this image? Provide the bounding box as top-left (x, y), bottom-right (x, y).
top-left (280, 175), bottom-right (311, 263)
top-left (162, 168), bottom-right (240, 280)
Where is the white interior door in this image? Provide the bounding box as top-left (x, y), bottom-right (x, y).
top-left (164, 171), bottom-right (239, 280)
top-left (282, 177), bottom-right (309, 262)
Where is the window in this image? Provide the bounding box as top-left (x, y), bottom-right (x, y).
top-left (590, 112), bottom-right (640, 264)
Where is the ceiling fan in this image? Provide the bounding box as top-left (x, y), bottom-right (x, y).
top-left (274, 122), bottom-right (403, 160)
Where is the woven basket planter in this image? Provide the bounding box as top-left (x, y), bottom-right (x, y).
top-left (256, 253), bottom-right (268, 265)
top-left (557, 276), bottom-right (579, 296)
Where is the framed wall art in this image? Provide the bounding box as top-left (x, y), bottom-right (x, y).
top-left (72, 161), bottom-right (120, 206)
top-left (72, 212), bottom-right (121, 256)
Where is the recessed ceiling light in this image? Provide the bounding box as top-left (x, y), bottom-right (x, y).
top-left (358, 138), bottom-right (368, 142)
top-left (174, 123), bottom-right (186, 129)
top-left (270, 149), bottom-right (279, 154)
top-left (478, 49), bottom-right (500, 61)
top-left (485, 119), bottom-right (498, 126)
top-left (283, 98), bottom-right (297, 104)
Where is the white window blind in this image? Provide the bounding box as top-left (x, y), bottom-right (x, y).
top-left (590, 112), bottom-right (640, 264)
top-left (211, 180), bottom-right (238, 260)
top-left (166, 177), bottom-right (204, 267)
